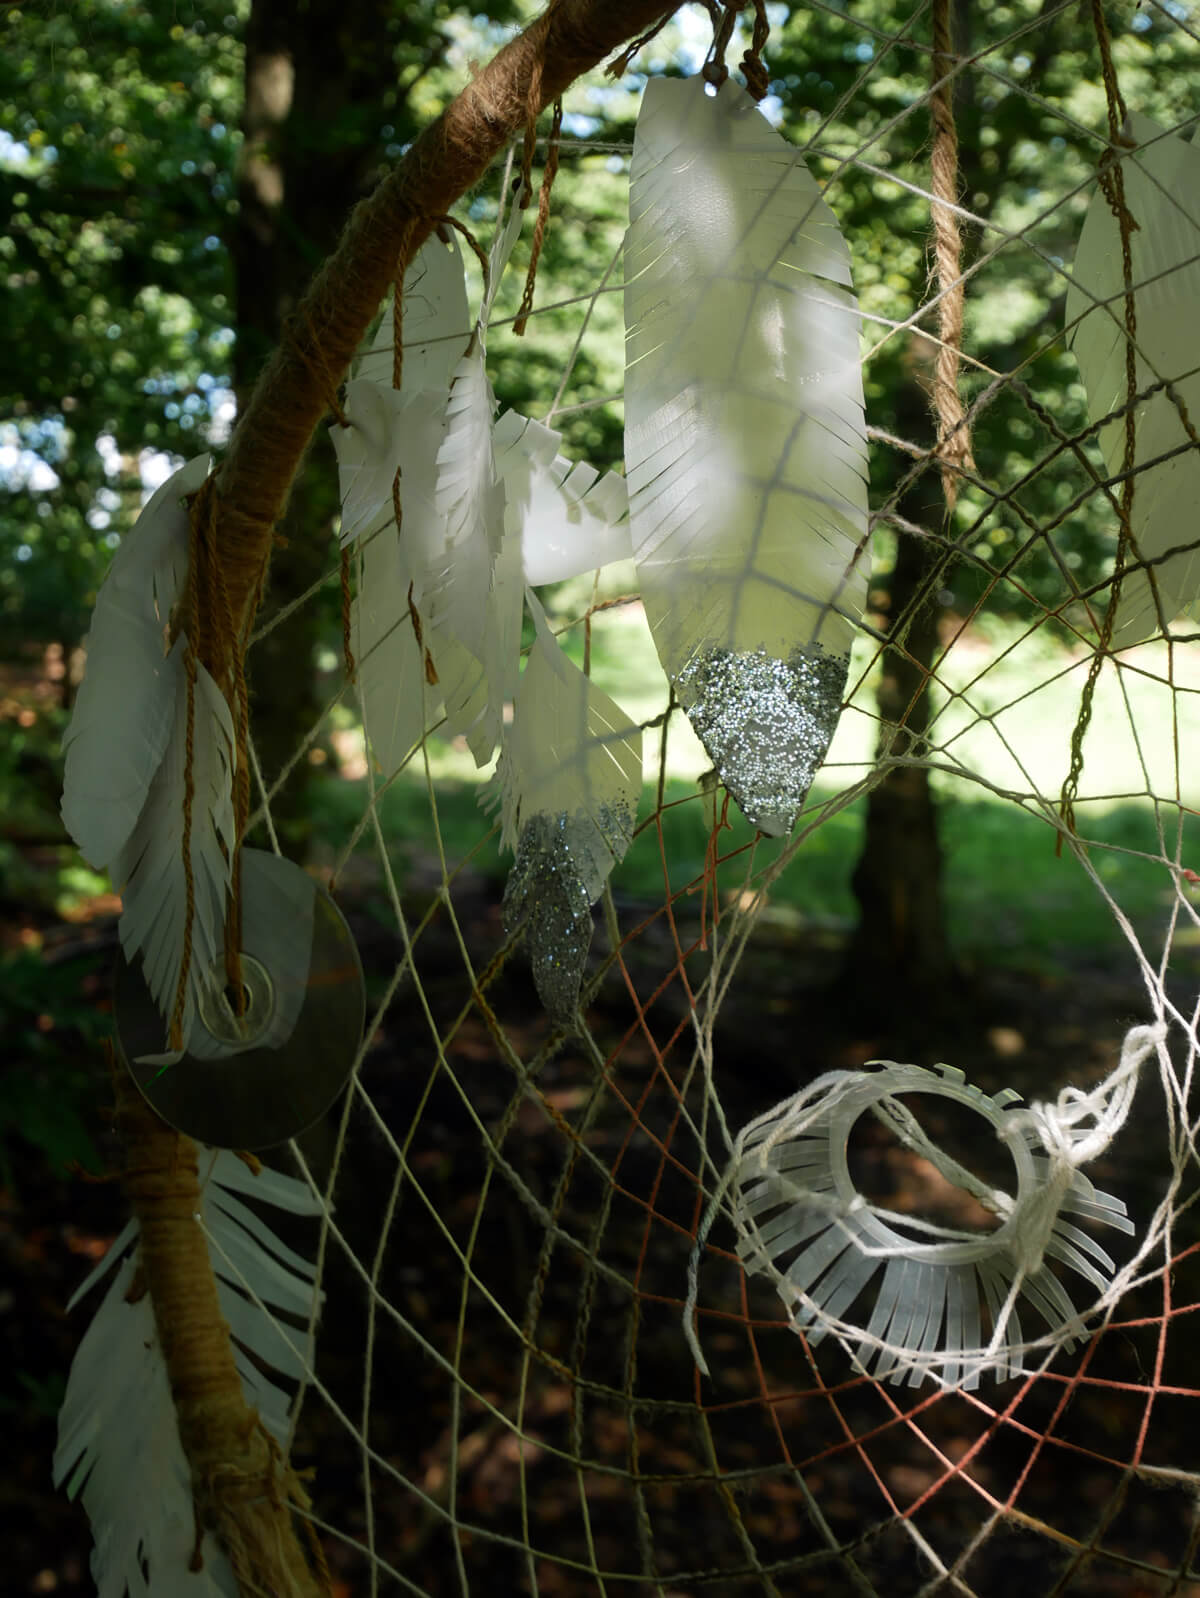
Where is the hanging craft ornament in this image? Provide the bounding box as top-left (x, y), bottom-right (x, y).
top-left (333, 190), bottom-right (640, 1020)
top-left (685, 1025), bottom-right (1165, 1388)
top-left (624, 74), bottom-right (870, 837)
top-left (61, 458), bottom-right (365, 1146)
top-left (114, 847), bottom-right (365, 1150)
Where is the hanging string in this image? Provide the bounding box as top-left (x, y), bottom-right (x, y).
top-left (697, 2), bottom-right (771, 98)
top-left (929, 0), bottom-right (975, 514)
top-left (514, 98), bottom-right (563, 336)
top-left (1059, 0), bottom-right (1139, 843)
top-left (740, 1), bottom-right (771, 101)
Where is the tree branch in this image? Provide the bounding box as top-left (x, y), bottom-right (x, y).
top-left (214, 0), bottom-right (677, 626)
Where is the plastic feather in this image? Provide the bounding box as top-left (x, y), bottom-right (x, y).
top-left (337, 214), bottom-right (531, 775)
top-left (1066, 114), bottom-right (1200, 643)
top-left (431, 342), bottom-right (504, 644)
top-left (112, 645), bottom-right (237, 1058)
top-left (492, 599), bottom-right (641, 1019)
top-left (492, 408), bottom-right (632, 584)
top-left (624, 76), bottom-right (870, 836)
top-left (54, 1151), bottom-right (321, 1597)
top-left (356, 230), bottom-right (472, 396)
top-left (61, 455), bottom-right (211, 867)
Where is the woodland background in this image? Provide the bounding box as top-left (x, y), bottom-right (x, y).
top-left (3, 1), bottom-right (1200, 1592)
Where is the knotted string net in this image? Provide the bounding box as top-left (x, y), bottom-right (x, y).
top-left (168, 4), bottom-right (1200, 1593)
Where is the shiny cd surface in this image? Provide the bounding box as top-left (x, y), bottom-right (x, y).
top-left (115, 849), bottom-right (365, 1150)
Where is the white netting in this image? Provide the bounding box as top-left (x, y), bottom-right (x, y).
top-left (83, 3), bottom-right (1200, 1593)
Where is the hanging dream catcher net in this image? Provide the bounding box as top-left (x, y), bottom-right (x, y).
top-left (51, 1), bottom-right (1200, 1594)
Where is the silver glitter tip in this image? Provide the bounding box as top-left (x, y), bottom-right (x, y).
top-left (503, 802), bottom-right (634, 1023)
top-left (676, 644), bottom-right (849, 836)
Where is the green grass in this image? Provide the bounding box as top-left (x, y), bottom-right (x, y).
top-left (305, 758), bottom-right (1200, 970)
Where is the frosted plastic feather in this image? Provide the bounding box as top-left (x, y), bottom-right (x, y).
top-left (432, 343), bottom-right (504, 643)
top-left (113, 643), bottom-right (237, 1056)
top-left (338, 227), bottom-right (523, 775)
top-left (61, 455), bottom-right (211, 867)
top-left (624, 77), bottom-right (869, 835)
top-left (493, 408), bottom-right (632, 583)
top-left (1066, 115), bottom-right (1200, 642)
top-left (356, 231), bottom-right (472, 395)
top-left (492, 600), bottom-right (641, 1018)
top-left (55, 1151), bottom-right (320, 1596)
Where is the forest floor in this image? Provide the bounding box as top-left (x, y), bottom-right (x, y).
top-left (6, 845), bottom-right (1199, 1597)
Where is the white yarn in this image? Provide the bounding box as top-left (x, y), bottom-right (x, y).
top-left (999, 1021), bottom-right (1166, 1280)
top-left (684, 1024), bottom-right (1166, 1388)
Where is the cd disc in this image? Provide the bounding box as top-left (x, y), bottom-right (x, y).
top-left (115, 849), bottom-right (365, 1150)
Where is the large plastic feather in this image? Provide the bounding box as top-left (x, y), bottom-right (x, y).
top-left (492, 600), bottom-right (641, 1020)
top-left (1066, 114), bottom-right (1200, 643)
top-left (624, 77), bottom-right (870, 836)
top-left (61, 455), bottom-right (211, 867)
top-left (54, 1151), bottom-right (321, 1598)
top-left (112, 645), bottom-right (237, 1056)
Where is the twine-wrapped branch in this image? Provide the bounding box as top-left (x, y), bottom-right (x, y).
top-left (209, 0), bottom-right (679, 637)
top-left (115, 1071), bottom-right (326, 1597)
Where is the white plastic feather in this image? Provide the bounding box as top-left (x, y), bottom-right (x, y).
top-left (624, 76), bottom-right (870, 836)
top-left (492, 408), bottom-right (632, 584)
top-left (61, 455), bottom-right (211, 867)
top-left (112, 645), bottom-right (237, 1057)
top-left (492, 599), bottom-right (641, 1019)
top-left (356, 230), bottom-right (472, 396)
top-left (432, 342), bottom-right (504, 643)
top-left (55, 1151), bottom-right (321, 1597)
top-left (1066, 114), bottom-right (1200, 643)
top-left (337, 220), bottom-right (530, 776)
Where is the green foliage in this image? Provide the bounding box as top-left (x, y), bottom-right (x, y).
top-left (0, 0), bottom-right (244, 660)
top-left (0, 947), bottom-right (106, 1187)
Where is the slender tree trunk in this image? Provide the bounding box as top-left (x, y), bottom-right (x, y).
top-left (231, 0), bottom-right (416, 850)
top-left (842, 381), bottom-right (954, 1010)
top-left (841, 0), bottom-right (976, 1011)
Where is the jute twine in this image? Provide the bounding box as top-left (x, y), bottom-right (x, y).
top-left (1058, 1), bottom-right (1142, 841)
top-left (115, 1069), bottom-right (328, 1597)
top-left (929, 0), bottom-right (975, 513)
top-left (698, 0), bottom-right (772, 100)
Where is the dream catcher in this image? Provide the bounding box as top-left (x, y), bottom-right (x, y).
top-left (50, 2), bottom-right (1200, 1593)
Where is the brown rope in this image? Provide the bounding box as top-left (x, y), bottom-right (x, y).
top-left (115, 1073), bottom-right (327, 1597)
top-left (167, 519), bottom-right (201, 1054)
top-left (1059, 0), bottom-right (1139, 842)
top-left (929, 0), bottom-right (974, 514)
top-left (740, 1), bottom-right (772, 102)
top-left (514, 97), bottom-right (563, 336)
top-left (340, 546), bottom-right (356, 684)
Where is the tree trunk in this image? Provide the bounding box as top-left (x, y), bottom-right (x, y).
top-left (840, 0), bottom-right (977, 1014)
top-left (231, 0), bottom-right (419, 851)
top-left (841, 383), bottom-right (956, 1015)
